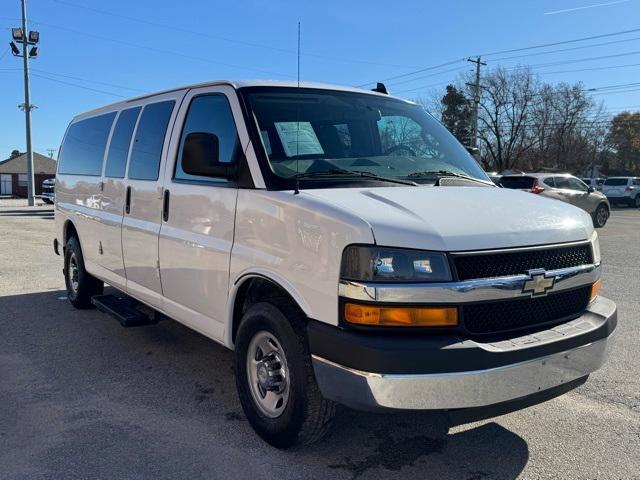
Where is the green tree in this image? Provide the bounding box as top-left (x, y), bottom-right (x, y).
top-left (440, 85), bottom-right (472, 146)
top-left (609, 112), bottom-right (640, 174)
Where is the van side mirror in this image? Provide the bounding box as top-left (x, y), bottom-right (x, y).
top-left (182, 132), bottom-right (236, 179)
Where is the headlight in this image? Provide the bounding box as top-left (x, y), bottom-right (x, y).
top-left (590, 231), bottom-right (601, 264)
top-left (341, 245), bottom-right (452, 282)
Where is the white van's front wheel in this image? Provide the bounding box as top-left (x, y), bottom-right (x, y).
top-left (234, 302), bottom-right (336, 448)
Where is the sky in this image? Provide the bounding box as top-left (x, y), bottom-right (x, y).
top-left (1, 0), bottom-right (640, 159)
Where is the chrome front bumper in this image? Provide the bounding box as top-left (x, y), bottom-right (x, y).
top-left (311, 297), bottom-right (616, 411)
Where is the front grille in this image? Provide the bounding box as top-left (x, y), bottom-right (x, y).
top-left (453, 243), bottom-right (593, 281)
top-left (462, 286), bottom-right (592, 335)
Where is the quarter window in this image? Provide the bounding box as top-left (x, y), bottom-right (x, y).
top-left (105, 107), bottom-right (141, 178)
top-left (58, 112), bottom-right (116, 176)
top-left (128, 101), bottom-right (175, 181)
top-left (175, 94), bottom-right (241, 182)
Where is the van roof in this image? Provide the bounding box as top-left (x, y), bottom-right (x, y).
top-left (74, 79), bottom-right (401, 120)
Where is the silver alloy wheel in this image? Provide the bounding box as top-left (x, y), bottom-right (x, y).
top-left (68, 253), bottom-right (79, 294)
top-left (596, 206), bottom-right (608, 227)
top-left (246, 331), bottom-right (290, 418)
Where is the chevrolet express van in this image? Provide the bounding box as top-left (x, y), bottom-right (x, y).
top-left (54, 80), bottom-right (616, 448)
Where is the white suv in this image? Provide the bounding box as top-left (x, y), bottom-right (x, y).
top-left (53, 80), bottom-right (616, 447)
top-left (601, 177), bottom-right (640, 207)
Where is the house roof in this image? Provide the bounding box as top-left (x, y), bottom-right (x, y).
top-left (0, 152), bottom-right (56, 175)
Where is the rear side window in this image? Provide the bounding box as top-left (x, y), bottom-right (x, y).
top-left (554, 177), bottom-right (571, 189)
top-left (499, 176), bottom-right (535, 189)
top-left (604, 178), bottom-right (628, 186)
top-left (128, 101), bottom-right (175, 180)
top-left (543, 177), bottom-right (555, 187)
top-left (58, 112), bottom-right (116, 176)
top-left (104, 107), bottom-right (141, 178)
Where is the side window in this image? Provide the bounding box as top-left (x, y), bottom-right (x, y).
top-left (104, 107), bottom-right (141, 178)
top-left (128, 101), bottom-right (175, 181)
top-left (554, 176), bottom-right (570, 190)
top-left (58, 112), bottom-right (116, 176)
top-left (175, 94), bottom-right (240, 182)
top-left (568, 178), bottom-right (588, 192)
top-left (542, 177), bottom-right (555, 188)
top-left (634, 179), bottom-right (640, 186)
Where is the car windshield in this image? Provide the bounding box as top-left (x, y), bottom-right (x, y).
top-left (242, 87), bottom-right (488, 185)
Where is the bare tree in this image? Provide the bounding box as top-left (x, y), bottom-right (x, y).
top-left (474, 67), bottom-right (538, 172)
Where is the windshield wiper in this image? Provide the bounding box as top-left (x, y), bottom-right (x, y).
top-left (406, 170), bottom-right (493, 185)
top-left (292, 169), bottom-right (417, 186)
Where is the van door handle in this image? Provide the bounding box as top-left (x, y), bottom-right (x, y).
top-left (163, 189), bottom-right (170, 222)
top-left (125, 186), bottom-right (132, 214)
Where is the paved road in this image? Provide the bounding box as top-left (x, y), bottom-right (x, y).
top-left (0, 207), bottom-right (638, 480)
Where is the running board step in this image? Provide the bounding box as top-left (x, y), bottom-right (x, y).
top-left (92, 294), bottom-right (158, 327)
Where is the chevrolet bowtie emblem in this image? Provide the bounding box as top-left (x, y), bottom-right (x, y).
top-left (522, 269), bottom-right (556, 296)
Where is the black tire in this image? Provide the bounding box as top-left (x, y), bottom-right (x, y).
top-left (64, 236), bottom-right (103, 309)
top-left (593, 203), bottom-right (609, 228)
top-left (234, 302), bottom-right (336, 448)
top-left (633, 196), bottom-right (640, 209)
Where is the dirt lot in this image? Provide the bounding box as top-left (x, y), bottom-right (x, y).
top-left (0, 206), bottom-right (638, 480)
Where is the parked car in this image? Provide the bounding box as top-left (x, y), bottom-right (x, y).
top-left (499, 173), bottom-right (610, 228)
top-left (41, 177), bottom-right (55, 204)
top-left (53, 80), bottom-right (616, 448)
top-left (601, 176), bottom-right (640, 208)
top-left (580, 177), bottom-right (605, 191)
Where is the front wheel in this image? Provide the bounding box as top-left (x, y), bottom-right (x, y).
top-left (633, 196), bottom-right (640, 208)
top-left (234, 302), bottom-right (336, 448)
top-left (64, 236), bottom-right (103, 309)
top-left (593, 204), bottom-right (609, 228)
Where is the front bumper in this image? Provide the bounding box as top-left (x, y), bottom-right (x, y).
top-left (309, 296), bottom-right (616, 411)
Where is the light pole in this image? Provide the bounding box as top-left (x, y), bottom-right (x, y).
top-left (9, 0), bottom-right (39, 206)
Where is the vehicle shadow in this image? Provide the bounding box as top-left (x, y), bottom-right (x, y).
top-left (0, 289), bottom-right (529, 480)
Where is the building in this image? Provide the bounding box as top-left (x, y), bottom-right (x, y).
top-left (0, 152), bottom-right (56, 197)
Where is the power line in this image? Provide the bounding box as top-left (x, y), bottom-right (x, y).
top-left (356, 59), bottom-right (466, 87)
top-left (386, 65), bottom-right (468, 87)
top-left (0, 16), bottom-right (296, 78)
top-left (30, 68), bottom-right (146, 93)
top-left (477, 26), bottom-right (640, 57)
top-left (538, 62), bottom-right (640, 75)
top-left (489, 35), bottom-right (640, 62)
top-left (30, 73), bottom-right (127, 97)
top-left (48, 0), bottom-right (422, 69)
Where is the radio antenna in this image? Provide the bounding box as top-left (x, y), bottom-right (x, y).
top-left (294, 21), bottom-right (301, 195)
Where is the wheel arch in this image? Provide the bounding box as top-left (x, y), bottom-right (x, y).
top-left (62, 218), bottom-right (82, 252)
top-left (226, 272), bottom-right (311, 348)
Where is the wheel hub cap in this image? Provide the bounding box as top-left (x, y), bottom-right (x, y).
top-left (246, 331), bottom-right (290, 418)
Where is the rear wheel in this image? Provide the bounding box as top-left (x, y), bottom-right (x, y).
top-left (234, 302), bottom-right (336, 448)
top-left (64, 236), bottom-right (103, 309)
top-left (593, 203), bottom-right (609, 228)
top-left (633, 196), bottom-right (640, 208)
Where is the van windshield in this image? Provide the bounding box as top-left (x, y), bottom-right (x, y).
top-left (242, 87), bottom-right (488, 186)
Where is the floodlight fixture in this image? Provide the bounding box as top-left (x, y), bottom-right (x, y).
top-left (12, 28), bottom-right (24, 41)
top-left (9, 41), bottom-right (21, 56)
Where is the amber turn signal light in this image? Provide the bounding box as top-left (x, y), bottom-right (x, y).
top-left (344, 303), bottom-right (458, 327)
top-left (590, 279), bottom-right (601, 302)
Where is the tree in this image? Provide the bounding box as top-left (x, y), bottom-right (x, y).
top-left (440, 85), bottom-right (472, 145)
top-left (609, 112), bottom-right (640, 174)
top-left (10, 149), bottom-right (20, 158)
top-left (475, 67), bottom-right (538, 172)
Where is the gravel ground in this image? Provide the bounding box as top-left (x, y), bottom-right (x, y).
top-left (0, 206), bottom-right (638, 480)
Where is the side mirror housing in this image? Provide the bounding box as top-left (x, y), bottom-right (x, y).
top-left (182, 132), bottom-right (236, 179)
top-left (587, 186), bottom-right (595, 193)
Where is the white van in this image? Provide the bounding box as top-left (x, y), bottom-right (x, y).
top-left (54, 80), bottom-right (616, 448)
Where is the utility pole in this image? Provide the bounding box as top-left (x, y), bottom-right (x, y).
top-left (9, 0), bottom-right (39, 206)
top-left (466, 56), bottom-right (486, 152)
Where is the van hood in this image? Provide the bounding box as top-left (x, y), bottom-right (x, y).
top-left (303, 185), bottom-right (593, 251)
